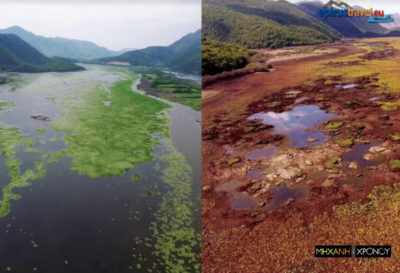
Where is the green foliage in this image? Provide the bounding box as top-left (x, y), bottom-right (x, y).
top-left (42, 57), bottom-right (84, 72)
top-left (202, 38), bottom-right (250, 75)
top-left (202, 0), bottom-right (340, 49)
top-left (96, 30), bottom-right (201, 75)
top-left (137, 68), bottom-right (201, 111)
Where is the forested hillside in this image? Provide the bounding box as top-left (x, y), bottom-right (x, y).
top-left (0, 34), bottom-right (83, 72)
top-left (202, 0), bottom-right (340, 49)
top-left (95, 30), bottom-right (201, 74)
top-left (202, 39), bottom-right (251, 75)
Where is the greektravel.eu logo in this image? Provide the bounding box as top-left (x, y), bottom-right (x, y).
top-left (319, 0), bottom-right (394, 23)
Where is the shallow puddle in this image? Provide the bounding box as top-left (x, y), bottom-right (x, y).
top-left (248, 105), bottom-right (335, 148)
top-left (230, 193), bottom-right (258, 210)
top-left (342, 84), bottom-right (358, 90)
top-left (215, 181), bottom-right (258, 210)
top-left (286, 90), bottom-right (302, 95)
top-left (246, 168), bottom-right (265, 180)
top-left (308, 171), bottom-right (328, 183)
top-left (294, 97), bottom-right (309, 104)
top-left (248, 147), bottom-right (278, 160)
top-left (342, 141), bottom-right (379, 167)
top-left (270, 183), bottom-right (310, 207)
top-left (369, 97), bottom-right (381, 101)
top-left (215, 181), bottom-right (245, 193)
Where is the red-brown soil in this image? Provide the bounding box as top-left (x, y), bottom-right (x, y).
top-left (202, 39), bottom-right (400, 273)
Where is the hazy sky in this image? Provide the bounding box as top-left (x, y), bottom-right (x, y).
top-left (288, 0), bottom-right (400, 14)
top-left (0, 0), bottom-right (201, 51)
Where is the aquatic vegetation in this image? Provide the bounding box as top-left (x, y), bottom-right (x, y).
top-left (49, 135), bottom-right (61, 142)
top-left (0, 123), bottom-right (48, 217)
top-left (326, 121), bottom-right (343, 129)
top-left (145, 140), bottom-right (200, 273)
top-left (0, 65), bottom-right (200, 271)
top-left (51, 75), bottom-right (171, 178)
top-left (391, 134), bottom-right (400, 141)
top-left (340, 139), bottom-right (354, 148)
top-left (227, 157), bottom-right (241, 166)
top-left (0, 101), bottom-right (15, 113)
top-left (131, 174), bottom-right (141, 181)
top-left (390, 160), bottom-right (400, 171)
top-left (34, 127), bottom-right (46, 133)
top-left (380, 100), bottom-right (400, 111)
top-left (314, 39), bottom-right (400, 94)
top-left (46, 151), bottom-right (66, 164)
top-left (325, 155), bottom-right (340, 169)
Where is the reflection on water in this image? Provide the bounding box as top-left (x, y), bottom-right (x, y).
top-left (343, 141), bottom-right (379, 167)
top-left (248, 105), bottom-right (335, 148)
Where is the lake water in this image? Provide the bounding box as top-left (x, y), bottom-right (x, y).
top-left (0, 65), bottom-right (200, 273)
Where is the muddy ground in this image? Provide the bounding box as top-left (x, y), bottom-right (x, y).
top-left (202, 39), bottom-right (400, 273)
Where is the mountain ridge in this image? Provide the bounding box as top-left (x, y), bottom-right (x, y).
top-left (297, 1), bottom-right (400, 37)
top-left (0, 33), bottom-right (83, 72)
top-left (0, 26), bottom-right (127, 60)
top-left (94, 29), bottom-right (201, 75)
top-left (202, 0), bottom-right (341, 49)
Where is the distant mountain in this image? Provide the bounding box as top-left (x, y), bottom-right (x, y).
top-left (380, 14), bottom-right (400, 29)
top-left (297, 1), bottom-right (396, 37)
top-left (94, 30), bottom-right (201, 75)
top-left (0, 34), bottom-right (83, 72)
top-left (202, 0), bottom-right (340, 49)
top-left (0, 26), bottom-right (123, 60)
